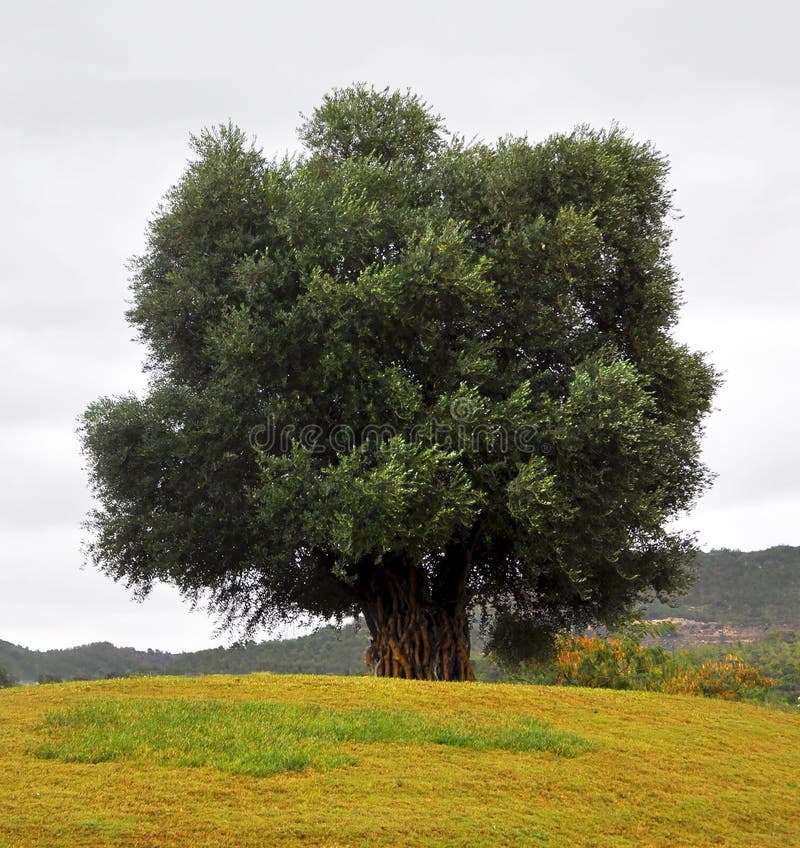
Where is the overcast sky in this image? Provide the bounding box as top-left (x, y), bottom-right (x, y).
top-left (1, 0), bottom-right (798, 652)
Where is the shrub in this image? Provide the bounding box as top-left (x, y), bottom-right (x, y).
top-left (659, 654), bottom-right (776, 700)
top-left (555, 635), bottom-right (671, 690)
top-left (552, 637), bottom-right (775, 701)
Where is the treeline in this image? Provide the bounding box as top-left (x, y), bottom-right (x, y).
top-left (169, 626), bottom-right (371, 677)
top-left (0, 639), bottom-right (174, 684)
top-left (0, 624), bottom-right (371, 684)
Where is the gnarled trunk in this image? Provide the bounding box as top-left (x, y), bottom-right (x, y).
top-left (358, 556), bottom-right (474, 681)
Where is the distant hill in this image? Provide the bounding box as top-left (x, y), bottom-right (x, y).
top-left (0, 624), bottom-right (370, 684)
top-left (0, 639), bottom-right (175, 684)
top-left (2, 546), bottom-right (798, 683)
top-left (168, 625), bottom-right (371, 678)
top-left (646, 545), bottom-right (800, 627)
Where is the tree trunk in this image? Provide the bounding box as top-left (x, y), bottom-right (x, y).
top-left (358, 557), bottom-right (474, 681)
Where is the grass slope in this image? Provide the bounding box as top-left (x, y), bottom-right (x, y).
top-left (2, 674), bottom-right (799, 847)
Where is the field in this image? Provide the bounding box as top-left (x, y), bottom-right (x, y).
top-left (1, 674), bottom-right (799, 847)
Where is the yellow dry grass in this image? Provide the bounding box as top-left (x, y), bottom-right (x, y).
top-left (1, 673), bottom-right (798, 847)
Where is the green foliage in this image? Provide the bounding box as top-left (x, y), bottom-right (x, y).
top-left (33, 699), bottom-right (590, 775)
top-left (80, 84), bottom-right (717, 668)
top-left (0, 665), bottom-right (14, 688)
top-left (482, 611), bottom-right (559, 668)
top-left (256, 437), bottom-right (480, 563)
top-left (298, 85), bottom-right (445, 165)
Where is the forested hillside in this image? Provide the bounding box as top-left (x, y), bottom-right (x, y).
top-left (168, 626), bottom-right (371, 677)
top-left (647, 545), bottom-right (800, 625)
top-left (0, 625), bottom-right (370, 684)
top-left (0, 640), bottom-right (174, 684)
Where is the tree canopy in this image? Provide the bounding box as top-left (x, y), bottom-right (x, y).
top-left (81, 85), bottom-right (718, 680)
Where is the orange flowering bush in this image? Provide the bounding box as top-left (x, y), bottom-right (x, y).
top-left (555, 635), bottom-right (669, 690)
top-left (553, 637), bottom-right (776, 700)
top-left (658, 654), bottom-right (776, 700)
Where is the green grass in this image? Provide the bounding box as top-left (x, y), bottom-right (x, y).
top-left (32, 698), bottom-right (590, 776)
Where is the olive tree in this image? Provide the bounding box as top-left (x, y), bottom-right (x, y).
top-left (81, 86), bottom-right (717, 680)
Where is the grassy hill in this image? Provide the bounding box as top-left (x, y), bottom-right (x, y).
top-left (1, 674), bottom-right (798, 847)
